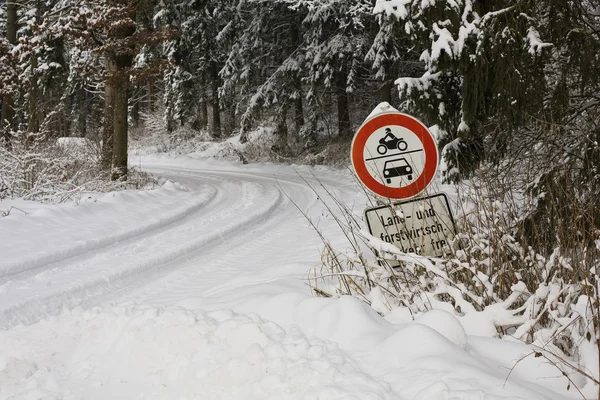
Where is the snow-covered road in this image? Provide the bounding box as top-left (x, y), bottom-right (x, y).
top-left (0, 156), bottom-right (356, 328)
top-left (0, 155), bottom-right (581, 399)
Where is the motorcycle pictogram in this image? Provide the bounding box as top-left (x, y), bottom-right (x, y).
top-left (376, 128), bottom-right (408, 155)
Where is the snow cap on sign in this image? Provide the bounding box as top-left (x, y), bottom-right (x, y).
top-left (364, 102), bottom-right (400, 122)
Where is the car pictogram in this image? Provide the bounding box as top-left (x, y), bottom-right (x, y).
top-left (383, 158), bottom-right (413, 184)
top-left (377, 128), bottom-right (408, 155)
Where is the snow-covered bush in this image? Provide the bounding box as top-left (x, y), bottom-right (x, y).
top-left (0, 139), bottom-right (156, 203)
top-left (131, 108), bottom-right (350, 166)
top-left (308, 171), bottom-right (600, 390)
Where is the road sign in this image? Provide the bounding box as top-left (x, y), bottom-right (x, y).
top-left (351, 110), bottom-right (439, 199)
top-left (364, 193), bottom-right (456, 259)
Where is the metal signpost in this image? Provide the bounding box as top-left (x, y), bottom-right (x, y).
top-left (351, 105), bottom-right (456, 259)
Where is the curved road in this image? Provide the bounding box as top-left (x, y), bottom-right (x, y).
top-left (0, 158), bottom-right (360, 328)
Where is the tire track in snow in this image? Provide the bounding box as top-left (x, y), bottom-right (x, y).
top-left (0, 183), bottom-right (219, 279)
top-left (0, 175), bottom-right (291, 328)
top-left (0, 159), bottom-right (351, 328)
top-left (108, 191), bottom-right (319, 307)
top-left (80, 167), bottom-right (324, 309)
top-left (82, 165), bottom-right (354, 309)
top-left (0, 172), bottom-right (236, 286)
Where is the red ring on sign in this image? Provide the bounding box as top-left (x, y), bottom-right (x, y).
top-left (351, 113), bottom-right (438, 199)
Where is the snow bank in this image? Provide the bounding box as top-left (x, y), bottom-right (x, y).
top-left (0, 180), bottom-right (208, 277)
top-left (415, 309), bottom-right (467, 349)
top-left (0, 305), bottom-right (393, 400)
top-left (219, 293), bottom-right (575, 400)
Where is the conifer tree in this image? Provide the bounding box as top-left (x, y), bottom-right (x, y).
top-left (0, 0), bottom-right (18, 146)
top-left (374, 0), bottom-right (549, 181)
top-left (365, 1), bottom-right (416, 103)
top-left (158, 0), bottom-right (236, 138)
top-left (223, 0), bottom-right (308, 148)
top-left (303, 0), bottom-right (373, 138)
top-left (374, 0), bottom-right (600, 250)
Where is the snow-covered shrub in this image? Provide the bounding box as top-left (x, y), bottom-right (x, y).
top-left (307, 171), bottom-right (600, 388)
top-left (130, 110), bottom-right (208, 155)
top-left (237, 127), bottom-right (278, 163)
top-left (56, 137), bottom-right (99, 161)
top-left (0, 139), bottom-right (156, 203)
top-left (129, 110), bottom-right (287, 164)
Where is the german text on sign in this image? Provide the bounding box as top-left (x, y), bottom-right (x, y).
top-left (364, 193), bottom-right (456, 259)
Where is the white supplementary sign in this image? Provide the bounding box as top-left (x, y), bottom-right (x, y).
top-left (364, 193), bottom-right (456, 259)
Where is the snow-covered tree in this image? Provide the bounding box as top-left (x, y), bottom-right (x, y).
top-left (0, 0), bottom-right (18, 146)
top-left (365, 0), bottom-right (417, 104)
top-left (221, 0), bottom-right (307, 147)
top-left (375, 0), bottom-right (600, 251)
top-left (0, 0), bottom-right (75, 147)
top-left (303, 0), bottom-right (373, 138)
top-left (158, 0), bottom-right (237, 138)
top-left (374, 0), bottom-right (550, 181)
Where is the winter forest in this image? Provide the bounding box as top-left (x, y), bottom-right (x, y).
top-left (0, 0), bottom-right (598, 187)
top-left (1, 0), bottom-right (600, 397)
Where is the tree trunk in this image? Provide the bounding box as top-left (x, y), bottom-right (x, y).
top-left (5, 1), bottom-right (17, 44)
top-left (290, 22), bottom-right (304, 137)
top-left (379, 58), bottom-right (394, 104)
top-left (198, 77), bottom-right (207, 130)
top-left (77, 85), bottom-right (87, 136)
top-left (380, 78), bottom-right (393, 104)
top-left (27, 52), bottom-right (40, 146)
top-left (59, 102), bottom-right (66, 137)
top-left (199, 97), bottom-right (208, 130)
top-left (272, 106), bottom-right (290, 156)
top-left (110, 0), bottom-right (135, 181)
top-left (112, 79), bottom-right (128, 180)
top-left (1, 97), bottom-right (15, 146)
top-left (147, 80), bottom-right (154, 112)
top-left (1, 0), bottom-right (18, 147)
top-left (294, 86), bottom-right (304, 136)
top-left (26, 0), bottom-right (42, 148)
top-left (210, 62), bottom-right (221, 138)
top-left (131, 87), bottom-right (140, 127)
top-left (62, 91), bottom-right (72, 137)
top-left (277, 109), bottom-right (288, 141)
top-left (101, 59), bottom-right (116, 171)
top-left (336, 70), bottom-right (351, 137)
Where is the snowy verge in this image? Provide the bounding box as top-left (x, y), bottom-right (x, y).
top-left (0, 153), bottom-right (588, 399)
top-left (207, 292), bottom-right (578, 399)
top-left (0, 305), bottom-right (394, 400)
top-left (0, 297), bottom-right (575, 400)
top-left (0, 180), bottom-right (211, 278)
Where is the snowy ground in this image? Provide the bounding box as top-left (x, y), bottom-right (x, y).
top-left (0, 154), bottom-right (583, 399)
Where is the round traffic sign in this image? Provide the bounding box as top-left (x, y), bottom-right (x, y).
top-left (351, 112), bottom-right (439, 199)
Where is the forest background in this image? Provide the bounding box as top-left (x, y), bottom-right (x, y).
top-left (2, 0), bottom-right (600, 394)
top-left (1, 0), bottom-right (598, 191)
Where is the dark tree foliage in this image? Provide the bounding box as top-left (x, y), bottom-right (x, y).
top-left (375, 0), bottom-right (600, 251)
